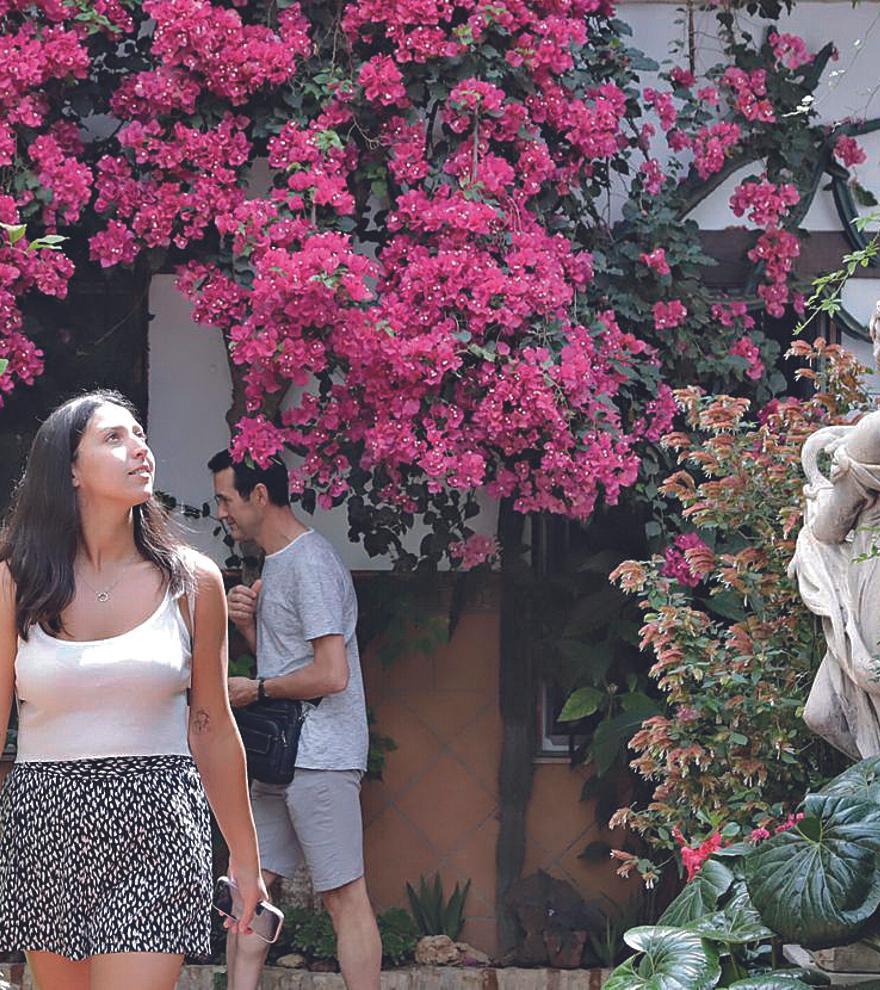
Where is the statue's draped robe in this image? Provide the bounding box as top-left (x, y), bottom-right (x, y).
top-left (789, 449), bottom-right (880, 759)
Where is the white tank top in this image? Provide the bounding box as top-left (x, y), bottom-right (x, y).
top-left (14, 587), bottom-right (193, 763)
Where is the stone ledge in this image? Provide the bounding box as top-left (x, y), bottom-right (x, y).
top-left (0, 963), bottom-right (611, 990)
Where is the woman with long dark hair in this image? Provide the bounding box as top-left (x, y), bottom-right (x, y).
top-left (0, 390), bottom-right (267, 990)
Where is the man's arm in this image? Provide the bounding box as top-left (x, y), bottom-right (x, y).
top-left (227, 580), bottom-right (260, 653)
top-left (228, 634), bottom-right (349, 707)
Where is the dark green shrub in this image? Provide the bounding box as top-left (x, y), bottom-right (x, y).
top-left (282, 905), bottom-right (420, 966)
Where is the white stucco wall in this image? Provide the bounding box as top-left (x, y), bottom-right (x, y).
top-left (147, 2), bottom-right (880, 567)
top-left (147, 276), bottom-right (234, 560)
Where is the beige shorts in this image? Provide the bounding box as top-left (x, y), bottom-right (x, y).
top-left (250, 769), bottom-right (364, 892)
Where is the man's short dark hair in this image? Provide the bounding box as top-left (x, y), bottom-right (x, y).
top-left (207, 449), bottom-right (290, 507)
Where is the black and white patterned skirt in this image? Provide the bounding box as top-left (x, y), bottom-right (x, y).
top-left (0, 755), bottom-right (213, 961)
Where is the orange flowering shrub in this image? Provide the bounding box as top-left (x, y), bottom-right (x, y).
top-left (608, 339), bottom-right (868, 884)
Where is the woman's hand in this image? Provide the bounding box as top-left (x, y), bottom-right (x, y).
top-left (227, 860), bottom-right (270, 936)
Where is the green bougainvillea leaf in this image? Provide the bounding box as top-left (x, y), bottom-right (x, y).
top-left (659, 860), bottom-right (735, 927)
top-left (819, 757), bottom-right (880, 803)
top-left (604, 927), bottom-right (721, 990)
top-left (744, 794), bottom-right (880, 948)
top-left (692, 882), bottom-right (774, 944)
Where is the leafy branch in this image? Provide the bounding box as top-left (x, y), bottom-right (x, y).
top-left (795, 211), bottom-right (880, 336)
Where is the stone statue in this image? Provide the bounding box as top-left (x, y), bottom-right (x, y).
top-left (789, 410), bottom-right (880, 759)
top-left (871, 299), bottom-right (880, 370)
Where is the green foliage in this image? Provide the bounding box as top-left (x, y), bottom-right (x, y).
top-left (0, 221), bottom-right (66, 254)
top-left (746, 794), bottom-right (880, 947)
top-left (282, 906), bottom-right (419, 966)
top-left (609, 342), bottom-right (868, 882)
top-left (819, 755), bottom-right (880, 802)
top-left (604, 927), bottom-right (721, 990)
top-left (366, 707), bottom-right (397, 781)
top-left (558, 685), bottom-right (605, 721)
top-left (355, 573), bottom-right (448, 666)
top-left (531, 542), bottom-right (661, 791)
top-left (796, 215), bottom-right (880, 337)
top-left (724, 978), bottom-right (813, 990)
top-left (586, 896), bottom-right (655, 969)
top-left (406, 874), bottom-right (471, 940)
top-left (659, 861), bottom-right (734, 928)
top-left (377, 907), bottom-right (421, 966)
top-left (283, 906), bottom-right (337, 960)
top-left (607, 758), bottom-right (880, 988)
top-left (228, 652), bottom-right (255, 678)
top-left (691, 882), bottom-right (774, 946)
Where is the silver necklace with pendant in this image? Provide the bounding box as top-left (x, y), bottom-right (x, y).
top-left (77, 559), bottom-right (137, 603)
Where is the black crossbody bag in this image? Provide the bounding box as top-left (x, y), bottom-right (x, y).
top-left (234, 697), bottom-right (321, 786)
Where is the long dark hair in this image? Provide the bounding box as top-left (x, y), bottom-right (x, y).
top-left (0, 390), bottom-right (192, 639)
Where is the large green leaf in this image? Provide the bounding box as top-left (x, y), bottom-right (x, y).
top-left (726, 975), bottom-right (813, 990)
top-left (590, 706), bottom-right (660, 775)
top-left (558, 686), bottom-right (604, 721)
top-left (604, 927), bottom-right (721, 990)
top-left (745, 794), bottom-right (880, 948)
top-left (660, 860), bottom-right (734, 927)
top-left (819, 757), bottom-right (880, 803)
top-left (692, 882), bottom-right (773, 944)
top-left (713, 842), bottom-right (756, 860)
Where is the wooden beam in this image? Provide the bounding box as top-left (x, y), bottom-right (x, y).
top-left (699, 229), bottom-right (879, 288)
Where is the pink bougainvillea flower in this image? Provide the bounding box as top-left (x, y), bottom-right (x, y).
top-left (769, 31), bottom-right (814, 71)
top-left (834, 135), bottom-right (867, 168)
top-left (730, 336), bottom-right (765, 380)
top-left (448, 533), bottom-right (499, 570)
top-left (640, 247), bottom-right (671, 276)
top-left (653, 299), bottom-right (688, 330)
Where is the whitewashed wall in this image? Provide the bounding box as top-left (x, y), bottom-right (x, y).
top-left (148, 1), bottom-right (880, 567)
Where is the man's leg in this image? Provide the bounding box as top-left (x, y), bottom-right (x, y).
top-left (287, 770), bottom-right (379, 990)
top-left (322, 877), bottom-right (382, 990)
top-left (225, 868), bottom-right (278, 990)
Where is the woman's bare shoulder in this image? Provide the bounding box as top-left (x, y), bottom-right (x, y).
top-left (0, 561), bottom-right (15, 601)
top-left (179, 547), bottom-right (224, 596)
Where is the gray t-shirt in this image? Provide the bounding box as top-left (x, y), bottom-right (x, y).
top-left (256, 530), bottom-right (368, 772)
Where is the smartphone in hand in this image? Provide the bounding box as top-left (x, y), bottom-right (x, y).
top-left (213, 875), bottom-right (284, 943)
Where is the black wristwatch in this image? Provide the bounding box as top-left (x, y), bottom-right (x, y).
top-left (257, 677), bottom-right (267, 702)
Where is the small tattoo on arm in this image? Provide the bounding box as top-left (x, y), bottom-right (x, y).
top-left (192, 709), bottom-right (211, 734)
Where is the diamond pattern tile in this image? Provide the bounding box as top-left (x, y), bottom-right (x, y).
top-left (396, 752), bottom-right (498, 856)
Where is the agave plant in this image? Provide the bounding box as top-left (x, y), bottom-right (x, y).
top-left (405, 873), bottom-right (471, 941)
top-left (605, 757), bottom-right (880, 989)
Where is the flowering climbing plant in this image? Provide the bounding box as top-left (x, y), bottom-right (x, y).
top-left (1, 0), bottom-right (873, 563)
top-left (607, 340), bottom-right (869, 885)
